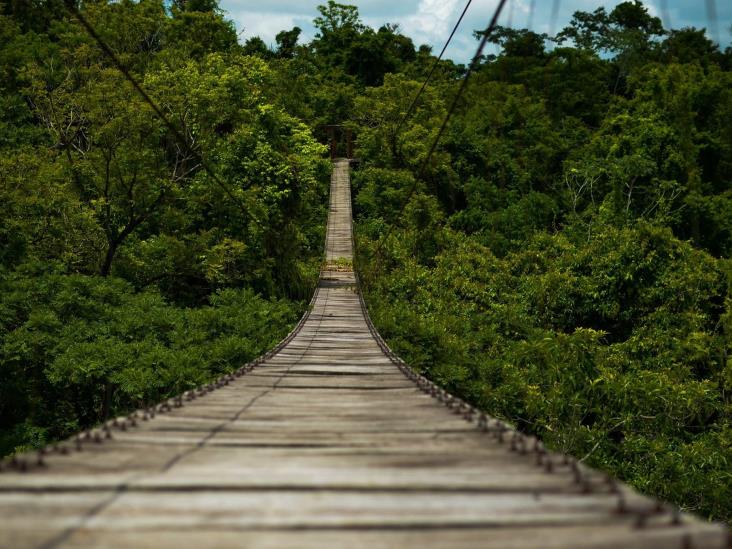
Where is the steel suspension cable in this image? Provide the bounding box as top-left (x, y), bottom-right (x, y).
top-left (373, 0), bottom-right (508, 260)
top-left (659, 0), bottom-right (672, 31)
top-left (527, 0), bottom-right (537, 31)
top-left (705, 0), bottom-right (720, 44)
top-left (62, 0), bottom-right (249, 218)
top-left (506, 0), bottom-right (514, 29)
top-left (392, 0), bottom-right (474, 138)
top-left (549, 0), bottom-right (561, 38)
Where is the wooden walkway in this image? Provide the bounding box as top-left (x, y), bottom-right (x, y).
top-left (0, 160), bottom-right (727, 548)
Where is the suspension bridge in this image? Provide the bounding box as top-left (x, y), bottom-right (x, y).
top-left (0, 160), bottom-right (727, 548)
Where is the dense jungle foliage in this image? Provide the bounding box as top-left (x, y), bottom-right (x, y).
top-left (0, 0), bottom-right (330, 456)
top-left (1, 0), bottom-right (731, 525)
top-left (347, 3), bottom-right (732, 522)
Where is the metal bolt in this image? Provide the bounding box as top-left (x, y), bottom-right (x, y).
top-left (544, 458), bottom-right (554, 473)
top-left (520, 437), bottom-right (530, 455)
top-left (671, 507), bottom-right (682, 526)
top-left (16, 457), bottom-right (28, 472)
top-left (571, 460), bottom-right (584, 485)
top-left (535, 443), bottom-right (546, 466)
top-left (616, 493), bottom-right (627, 514)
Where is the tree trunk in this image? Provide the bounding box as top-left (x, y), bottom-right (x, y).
top-left (100, 240), bottom-right (119, 277)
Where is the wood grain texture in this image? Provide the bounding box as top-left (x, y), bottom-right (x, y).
top-left (0, 159), bottom-right (726, 548)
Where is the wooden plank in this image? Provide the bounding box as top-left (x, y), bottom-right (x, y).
top-left (0, 159), bottom-right (726, 548)
top-left (41, 525), bottom-right (727, 549)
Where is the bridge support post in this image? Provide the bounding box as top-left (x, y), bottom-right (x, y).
top-left (327, 127), bottom-right (337, 160)
top-left (346, 128), bottom-right (353, 159)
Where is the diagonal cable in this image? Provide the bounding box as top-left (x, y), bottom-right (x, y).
top-left (373, 0), bottom-right (508, 260)
top-left (528, 0), bottom-right (537, 30)
top-left (705, 0), bottom-right (720, 44)
top-left (659, 0), bottom-right (672, 31)
top-left (549, 0), bottom-right (561, 38)
top-left (392, 0), bottom-right (474, 138)
top-left (506, 0), bottom-right (514, 29)
top-left (62, 0), bottom-right (249, 217)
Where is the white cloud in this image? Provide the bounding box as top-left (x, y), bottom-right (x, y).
top-left (399, 0), bottom-right (461, 41)
top-left (220, 0), bottom-right (731, 61)
top-left (226, 9), bottom-right (313, 46)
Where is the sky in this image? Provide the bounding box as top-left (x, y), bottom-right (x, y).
top-left (219, 0), bottom-right (731, 63)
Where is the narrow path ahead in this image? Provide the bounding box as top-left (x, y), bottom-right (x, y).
top-left (0, 160), bottom-right (726, 548)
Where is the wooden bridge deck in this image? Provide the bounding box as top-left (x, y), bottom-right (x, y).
top-left (0, 159), bottom-right (727, 548)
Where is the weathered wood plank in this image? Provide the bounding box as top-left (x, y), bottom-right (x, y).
top-left (0, 159), bottom-right (726, 548)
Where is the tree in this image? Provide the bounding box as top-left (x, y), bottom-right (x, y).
top-left (0, 0), bottom-right (67, 33)
top-left (557, 1), bottom-right (664, 55)
top-left (275, 26), bottom-right (301, 59)
top-left (661, 27), bottom-right (722, 66)
top-left (484, 26), bottom-right (547, 59)
top-left (242, 36), bottom-right (272, 59)
top-left (171, 0), bottom-right (220, 12)
top-left (314, 1), bottom-right (362, 37)
top-left (27, 66), bottom-right (188, 276)
top-left (167, 3), bottom-right (238, 58)
top-left (556, 0), bottom-right (665, 93)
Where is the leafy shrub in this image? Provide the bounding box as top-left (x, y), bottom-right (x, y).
top-left (357, 222), bottom-right (731, 521)
top-left (0, 266), bottom-right (301, 456)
